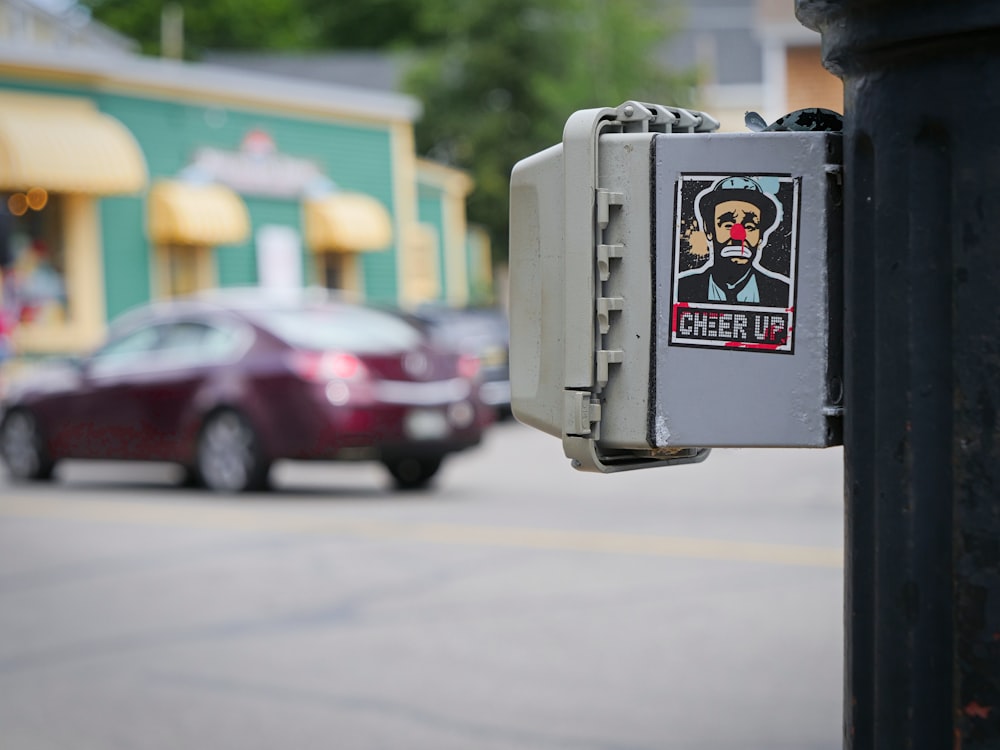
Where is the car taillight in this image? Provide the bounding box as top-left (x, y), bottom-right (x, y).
top-left (457, 353), bottom-right (480, 379)
top-left (290, 351), bottom-right (368, 382)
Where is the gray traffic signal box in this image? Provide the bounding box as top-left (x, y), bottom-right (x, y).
top-left (509, 101), bottom-right (843, 472)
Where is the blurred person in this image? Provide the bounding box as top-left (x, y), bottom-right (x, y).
top-left (0, 307), bottom-right (13, 367)
top-left (0, 210), bottom-right (17, 368)
top-left (16, 240), bottom-right (66, 324)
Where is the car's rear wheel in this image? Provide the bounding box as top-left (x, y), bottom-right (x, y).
top-left (196, 410), bottom-right (270, 493)
top-left (383, 455), bottom-right (443, 491)
top-left (0, 409), bottom-right (55, 482)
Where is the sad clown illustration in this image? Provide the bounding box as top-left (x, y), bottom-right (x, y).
top-left (669, 172), bottom-right (799, 353)
top-left (676, 175), bottom-right (790, 308)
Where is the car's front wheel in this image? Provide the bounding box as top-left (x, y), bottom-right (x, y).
top-left (0, 409), bottom-right (55, 482)
top-left (382, 455), bottom-right (444, 491)
top-left (195, 410), bottom-right (270, 493)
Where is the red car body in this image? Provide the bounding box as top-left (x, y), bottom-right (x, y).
top-left (0, 291), bottom-right (494, 491)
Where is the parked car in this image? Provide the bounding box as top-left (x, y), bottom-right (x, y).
top-left (0, 289), bottom-right (494, 492)
top-left (404, 303), bottom-right (511, 418)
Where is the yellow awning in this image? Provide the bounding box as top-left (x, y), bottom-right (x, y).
top-left (148, 180), bottom-right (250, 247)
top-left (0, 91), bottom-right (147, 194)
top-left (304, 192), bottom-right (393, 252)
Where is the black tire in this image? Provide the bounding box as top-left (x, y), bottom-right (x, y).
top-left (0, 409), bottom-right (55, 482)
top-left (383, 455), bottom-right (443, 491)
top-left (195, 410), bottom-right (270, 493)
top-left (178, 464), bottom-right (204, 489)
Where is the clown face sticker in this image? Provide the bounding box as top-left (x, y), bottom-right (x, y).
top-left (670, 174), bottom-right (799, 354)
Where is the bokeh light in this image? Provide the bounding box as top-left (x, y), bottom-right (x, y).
top-left (7, 193), bottom-right (28, 216)
top-left (26, 187), bottom-right (48, 211)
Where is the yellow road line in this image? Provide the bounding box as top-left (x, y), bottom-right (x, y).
top-left (0, 495), bottom-right (843, 569)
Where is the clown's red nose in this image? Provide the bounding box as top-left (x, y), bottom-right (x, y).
top-left (731, 224), bottom-right (747, 241)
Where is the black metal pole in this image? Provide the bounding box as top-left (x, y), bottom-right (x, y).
top-left (795, 1), bottom-right (1000, 748)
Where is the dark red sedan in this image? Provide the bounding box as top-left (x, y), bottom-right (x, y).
top-left (0, 290), bottom-right (494, 491)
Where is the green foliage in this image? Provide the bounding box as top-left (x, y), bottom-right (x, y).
top-left (297, 0), bottom-right (438, 49)
top-left (404, 0), bottom-right (696, 257)
top-left (81, 0), bottom-right (695, 259)
top-left (81, 0), bottom-right (321, 56)
top-left (81, 0), bottom-right (437, 56)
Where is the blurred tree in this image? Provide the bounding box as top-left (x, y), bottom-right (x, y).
top-left (81, 0), bottom-right (434, 56)
top-left (81, 0), bottom-right (317, 56)
top-left (81, 0), bottom-right (694, 260)
top-left (297, 0), bottom-right (441, 49)
top-left (405, 0), bottom-right (695, 259)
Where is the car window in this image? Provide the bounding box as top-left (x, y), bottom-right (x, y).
top-left (201, 324), bottom-right (246, 360)
top-left (158, 321), bottom-right (245, 365)
top-left (89, 325), bottom-right (162, 376)
top-left (159, 322), bottom-right (205, 354)
top-left (254, 306), bottom-right (423, 352)
top-left (414, 309), bottom-right (510, 356)
top-left (89, 320), bottom-right (247, 377)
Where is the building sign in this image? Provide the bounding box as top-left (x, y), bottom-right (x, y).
top-left (669, 173), bottom-right (799, 354)
top-left (189, 129), bottom-right (325, 199)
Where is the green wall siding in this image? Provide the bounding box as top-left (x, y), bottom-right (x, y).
top-left (98, 91), bottom-right (401, 301)
top-left (215, 241), bottom-right (258, 288)
top-left (417, 183), bottom-right (447, 302)
top-left (360, 247), bottom-right (398, 303)
top-left (101, 195), bottom-right (149, 319)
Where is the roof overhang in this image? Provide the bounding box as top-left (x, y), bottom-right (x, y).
top-left (0, 43), bottom-right (422, 125)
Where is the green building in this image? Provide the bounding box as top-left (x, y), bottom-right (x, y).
top-left (0, 38), bottom-right (487, 357)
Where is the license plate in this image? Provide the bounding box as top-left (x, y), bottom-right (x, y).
top-left (404, 408), bottom-right (450, 440)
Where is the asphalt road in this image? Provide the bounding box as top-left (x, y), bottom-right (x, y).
top-left (0, 420), bottom-right (845, 750)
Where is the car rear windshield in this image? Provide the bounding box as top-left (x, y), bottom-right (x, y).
top-left (253, 305), bottom-right (424, 352)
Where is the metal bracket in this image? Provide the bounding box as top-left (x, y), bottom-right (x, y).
top-left (597, 297), bottom-right (624, 334)
top-left (597, 243), bottom-right (624, 281)
top-left (560, 100), bottom-right (718, 473)
top-left (596, 189), bottom-right (624, 227)
top-left (565, 390), bottom-right (602, 437)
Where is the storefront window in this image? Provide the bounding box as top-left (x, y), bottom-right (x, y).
top-left (317, 252), bottom-right (345, 291)
top-left (164, 244), bottom-right (205, 298)
top-left (1, 190), bottom-right (68, 327)
top-left (154, 242), bottom-right (216, 301)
